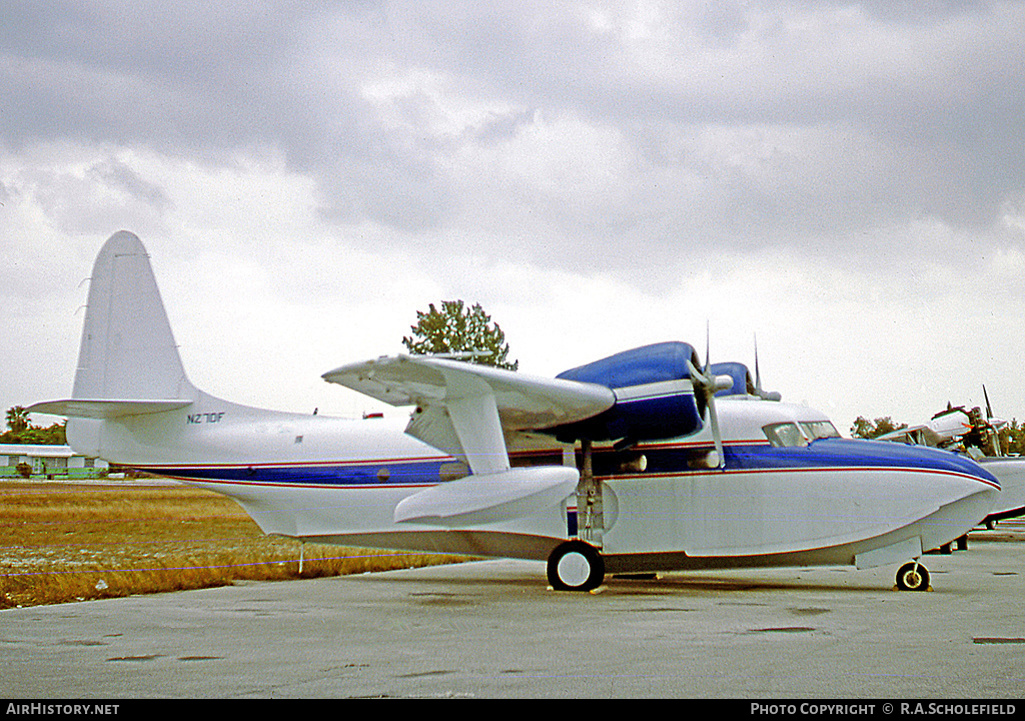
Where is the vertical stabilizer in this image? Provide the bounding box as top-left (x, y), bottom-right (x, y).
top-left (73, 231), bottom-right (195, 402)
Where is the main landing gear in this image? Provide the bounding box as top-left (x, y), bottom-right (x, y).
top-left (547, 540), bottom-right (605, 592)
top-left (895, 560), bottom-right (931, 591)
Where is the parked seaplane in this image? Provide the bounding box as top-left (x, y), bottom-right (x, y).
top-left (877, 397), bottom-right (1025, 526)
top-left (30, 232), bottom-right (999, 592)
top-left (876, 400), bottom-right (1005, 458)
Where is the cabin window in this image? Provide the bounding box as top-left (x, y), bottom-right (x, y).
top-left (763, 423), bottom-right (807, 448)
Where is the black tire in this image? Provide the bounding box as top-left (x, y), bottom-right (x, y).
top-left (896, 561), bottom-right (930, 591)
top-left (547, 541), bottom-right (605, 592)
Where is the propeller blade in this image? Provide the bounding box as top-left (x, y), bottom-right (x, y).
top-left (688, 338), bottom-right (726, 470)
top-left (751, 334), bottom-right (782, 401)
top-left (707, 389), bottom-right (724, 469)
top-left (754, 333), bottom-right (762, 393)
top-left (686, 357), bottom-right (705, 399)
top-left (703, 321), bottom-right (711, 374)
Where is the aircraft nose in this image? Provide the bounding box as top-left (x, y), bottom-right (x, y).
top-left (815, 438), bottom-right (999, 546)
top-left (887, 442), bottom-right (1000, 548)
top-left (859, 438), bottom-right (1000, 489)
top-left (934, 449), bottom-right (1001, 490)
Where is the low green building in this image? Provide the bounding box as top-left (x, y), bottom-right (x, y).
top-left (0, 444), bottom-right (109, 479)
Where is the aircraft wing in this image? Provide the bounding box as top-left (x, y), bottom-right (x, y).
top-left (875, 424), bottom-right (945, 447)
top-left (323, 355), bottom-right (614, 473)
top-left (875, 425), bottom-right (924, 442)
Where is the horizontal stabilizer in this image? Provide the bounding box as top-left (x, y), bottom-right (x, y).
top-left (28, 398), bottom-right (193, 420)
top-left (393, 466), bottom-right (579, 527)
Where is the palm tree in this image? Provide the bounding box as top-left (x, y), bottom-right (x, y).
top-left (5, 406), bottom-right (30, 434)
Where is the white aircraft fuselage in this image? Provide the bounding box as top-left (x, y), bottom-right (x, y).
top-left (63, 388), bottom-right (997, 575)
top-left (32, 232), bottom-right (999, 591)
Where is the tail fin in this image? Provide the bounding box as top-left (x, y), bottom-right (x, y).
top-left (72, 231), bottom-right (195, 402)
top-left (30, 231), bottom-right (196, 421)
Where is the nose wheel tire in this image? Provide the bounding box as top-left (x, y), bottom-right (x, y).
top-left (896, 561), bottom-right (930, 591)
top-left (547, 541), bottom-right (605, 592)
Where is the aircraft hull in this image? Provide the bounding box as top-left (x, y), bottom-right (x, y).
top-left (977, 457), bottom-right (1025, 521)
top-left (175, 468), bottom-right (994, 576)
top-left (150, 440), bottom-right (997, 575)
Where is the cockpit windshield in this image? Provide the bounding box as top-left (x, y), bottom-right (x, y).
top-left (763, 420), bottom-right (840, 447)
top-left (801, 420), bottom-right (841, 441)
top-left (763, 423), bottom-right (806, 447)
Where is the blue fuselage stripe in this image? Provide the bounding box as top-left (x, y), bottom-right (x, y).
top-left (134, 438), bottom-right (998, 490)
top-left (143, 458), bottom-right (452, 486)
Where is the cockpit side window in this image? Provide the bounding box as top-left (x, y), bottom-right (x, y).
top-left (763, 422), bottom-right (807, 448)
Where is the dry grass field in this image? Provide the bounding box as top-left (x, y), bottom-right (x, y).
top-left (0, 481), bottom-right (469, 609)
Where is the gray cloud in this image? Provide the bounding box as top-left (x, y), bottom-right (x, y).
top-left (87, 157), bottom-right (170, 208)
top-left (2, 0), bottom-right (1022, 277)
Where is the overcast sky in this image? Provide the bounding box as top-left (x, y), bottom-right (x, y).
top-left (3, 1), bottom-right (1024, 434)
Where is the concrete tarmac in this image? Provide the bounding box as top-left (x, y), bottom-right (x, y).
top-left (3, 523), bottom-right (1025, 699)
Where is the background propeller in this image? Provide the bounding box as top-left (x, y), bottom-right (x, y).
top-left (982, 385), bottom-right (1005, 456)
top-left (753, 335), bottom-right (782, 401)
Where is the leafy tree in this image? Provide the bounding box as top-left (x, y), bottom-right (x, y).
top-left (1002, 420), bottom-right (1025, 456)
top-left (2, 406), bottom-right (67, 445)
top-left (403, 300), bottom-right (518, 370)
top-left (851, 416), bottom-right (907, 439)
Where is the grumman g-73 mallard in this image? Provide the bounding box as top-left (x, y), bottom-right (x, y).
top-left (30, 232), bottom-right (999, 592)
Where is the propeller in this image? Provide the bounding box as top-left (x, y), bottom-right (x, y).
top-left (687, 326), bottom-right (733, 469)
top-left (754, 334), bottom-right (763, 395)
top-left (982, 385), bottom-right (1005, 456)
top-left (752, 334), bottom-right (782, 402)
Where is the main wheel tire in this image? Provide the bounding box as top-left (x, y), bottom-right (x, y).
top-left (896, 561), bottom-right (930, 591)
top-left (547, 541), bottom-right (605, 592)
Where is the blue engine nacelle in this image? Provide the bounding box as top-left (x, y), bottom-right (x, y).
top-left (708, 360), bottom-right (781, 401)
top-left (709, 361), bottom-right (754, 397)
top-left (550, 342), bottom-right (706, 444)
